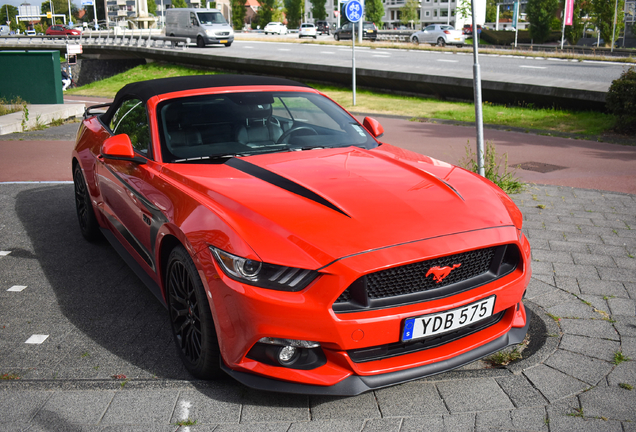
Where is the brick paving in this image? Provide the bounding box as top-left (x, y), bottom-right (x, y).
top-left (0, 121), bottom-right (635, 431)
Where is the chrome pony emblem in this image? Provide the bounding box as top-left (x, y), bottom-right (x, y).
top-left (426, 264), bottom-right (462, 283)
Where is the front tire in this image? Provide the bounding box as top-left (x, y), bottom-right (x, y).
top-left (334, 33), bottom-right (339, 41)
top-left (197, 36), bottom-right (205, 48)
top-left (166, 245), bottom-right (222, 379)
top-left (73, 163), bottom-right (100, 242)
top-left (412, 36), bottom-right (419, 45)
top-left (225, 42), bottom-right (232, 47)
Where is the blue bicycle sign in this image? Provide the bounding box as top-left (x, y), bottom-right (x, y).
top-left (345, 0), bottom-right (363, 23)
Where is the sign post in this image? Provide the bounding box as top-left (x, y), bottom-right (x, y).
top-left (345, 0), bottom-right (362, 106)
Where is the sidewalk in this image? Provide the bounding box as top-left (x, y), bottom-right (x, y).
top-left (0, 121), bottom-right (635, 431)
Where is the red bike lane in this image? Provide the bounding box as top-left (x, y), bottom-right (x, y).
top-left (1, 103), bottom-right (635, 195)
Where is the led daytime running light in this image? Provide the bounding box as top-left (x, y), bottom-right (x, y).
top-left (258, 337), bottom-right (320, 349)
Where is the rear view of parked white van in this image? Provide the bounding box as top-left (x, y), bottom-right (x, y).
top-left (165, 8), bottom-right (234, 47)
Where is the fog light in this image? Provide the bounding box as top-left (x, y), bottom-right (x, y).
top-left (278, 346), bottom-right (297, 363)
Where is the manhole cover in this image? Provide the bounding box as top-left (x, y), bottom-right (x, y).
top-left (515, 161), bottom-right (567, 173)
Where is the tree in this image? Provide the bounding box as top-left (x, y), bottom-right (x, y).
top-left (400, 0), bottom-right (419, 27)
top-left (590, 0), bottom-right (624, 47)
top-left (485, 0), bottom-right (497, 23)
top-left (273, 0), bottom-right (285, 21)
top-left (231, 0), bottom-right (247, 29)
top-left (365, 0), bottom-right (384, 28)
top-left (526, 0), bottom-right (559, 43)
top-left (257, 0), bottom-right (275, 25)
top-left (311, 0), bottom-right (327, 21)
top-left (172, 0), bottom-right (189, 8)
top-left (1, 4), bottom-right (18, 25)
top-left (284, 0), bottom-right (303, 28)
top-left (147, 0), bottom-right (157, 16)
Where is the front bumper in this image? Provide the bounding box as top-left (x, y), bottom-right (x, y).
top-left (221, 316), bottom-right (529, 395)
top-left (197, 226), bottom-right (531, 393)
top-left (203, 35), bottom-right (234, 44)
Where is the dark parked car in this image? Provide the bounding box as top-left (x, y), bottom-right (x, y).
top-left (45, 25), bottom-right (82, 36)
top-left (315, 20), bottom-right (330, 35)
top-left (334, 21), bottom-right (377, 41)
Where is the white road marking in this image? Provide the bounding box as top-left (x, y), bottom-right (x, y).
top-left (0, 251), bottom-right (11, 257)
top-left (25, 335), bottom-right (49, 344)
top-left (243, 46), bottom-right (254, 49)
top-left (177, 400), bottom-right (193, 432)
top-left (437, 59), bottom-right (459, 63)
top-left (373, 55), bottom-right (391, 58)
top-left (8, 285), bottom-right (27, 292)
top-left (321, 51), bottom-right (336, 54)
top-left (278, 48), bottom-right (291, 51)
top-left (519, 65), bottom-right (547, 69)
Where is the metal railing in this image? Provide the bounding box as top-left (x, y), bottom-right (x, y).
top-left (0, 30), bottom-right (191, 50)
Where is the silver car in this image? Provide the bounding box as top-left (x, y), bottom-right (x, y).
top-left (411, 24), bottom-right (465, 47)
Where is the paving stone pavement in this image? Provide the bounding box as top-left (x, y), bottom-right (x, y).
top-left (0, 183), bottom-right (635, 431)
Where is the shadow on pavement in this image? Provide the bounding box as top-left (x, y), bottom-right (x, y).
top-left (15, 184), bottom-right (190, 380)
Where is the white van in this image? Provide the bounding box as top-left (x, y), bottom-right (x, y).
top-left (0, 25), bottom-right (10, 36)
top-left (165, 8), bottom-right (234, 47)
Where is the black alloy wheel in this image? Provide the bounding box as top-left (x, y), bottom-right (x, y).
top-left (73, 163), bottom-right (101, 241)
top-left (166, 246), bottom-right (221, 379)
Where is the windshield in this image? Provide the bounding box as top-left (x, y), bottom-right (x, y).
top-left (197, 12), bottom-right (226, 24)
top-left (158, 91), bottom-right (378, 163)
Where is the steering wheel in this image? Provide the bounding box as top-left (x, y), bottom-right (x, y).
top-left (276, 126), bottom-right (318, 144)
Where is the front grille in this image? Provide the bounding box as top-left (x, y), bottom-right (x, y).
top-left (333, 244), bottom-right (519, 313)
top-left (217, 31), bottom-right (230, 36)
top-left (347, 309), bottom-right (506, 363)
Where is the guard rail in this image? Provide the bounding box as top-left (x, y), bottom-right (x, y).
top-left (0, 31), bottom-right (191, 50)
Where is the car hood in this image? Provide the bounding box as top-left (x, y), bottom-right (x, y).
top-left (163, 144), bottom-right (516, 268)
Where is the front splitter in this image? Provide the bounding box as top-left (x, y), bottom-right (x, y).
top-left (221, 319), bottom-right (530, 396)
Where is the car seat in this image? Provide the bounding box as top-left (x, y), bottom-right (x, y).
top-left (236, 103), bottom-right (284, 147)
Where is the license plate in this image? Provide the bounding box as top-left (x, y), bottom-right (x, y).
top-left (402, 296), bottom-right (496, 342)
top-left (220, 40), bottom-right (228, 43)
top-left (454, 38), bottom-right (461, 41)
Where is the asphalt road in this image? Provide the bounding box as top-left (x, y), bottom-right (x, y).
top-left (212, 36), bottom-right (630, 92)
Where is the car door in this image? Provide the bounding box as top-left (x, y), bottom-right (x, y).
top-left (342, 23), bottom-right (352, 39)
top-left (95, 98), bottom-right (165, 274)
top-left (189, 12), bottom-right (199, 40)
top-left (422, 25), bottom-right (436, 43)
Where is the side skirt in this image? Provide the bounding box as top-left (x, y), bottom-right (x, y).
top-left (100, 228), bottom-right (167, 309)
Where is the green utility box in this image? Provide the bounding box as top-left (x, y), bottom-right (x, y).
top-left (0, 51), bottom-right (64, 104)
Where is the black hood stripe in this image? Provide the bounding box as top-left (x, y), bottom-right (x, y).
top-left (226, 158), bottom-right (350, 218)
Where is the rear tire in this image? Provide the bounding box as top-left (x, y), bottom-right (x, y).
top-left (334, 33), bottom-right (339, 41)
top-left (313, 35), bottom-right (317, 39)
top-left (437, 37), bottom-right (446, 47)
top-left (73, 163), bottom-right (101, 242)
top-left (166, 245), bottom-right (222, 379)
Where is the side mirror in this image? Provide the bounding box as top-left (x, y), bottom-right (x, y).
top-left (101, 134), bottom-right (146, 164)
top-left (363, 117), bottom-right (384, 139)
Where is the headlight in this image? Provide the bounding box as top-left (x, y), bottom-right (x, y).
top-left (210, 246), bottom-right (318, 291)
top-left (205, 29), bottom-right (214, 37)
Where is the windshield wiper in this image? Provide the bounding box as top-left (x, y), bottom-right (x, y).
top-left (172, 154), bottom-right (237, 163)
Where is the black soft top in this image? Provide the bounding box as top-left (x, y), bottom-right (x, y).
top-left (102, 74), bottom-right (308, 124)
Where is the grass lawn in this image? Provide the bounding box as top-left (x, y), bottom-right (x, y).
top-left (66, 62), bottom-right (617, 136)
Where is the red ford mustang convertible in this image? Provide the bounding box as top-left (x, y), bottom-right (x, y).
top-left (72, 75), bottom-right (531, 395)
